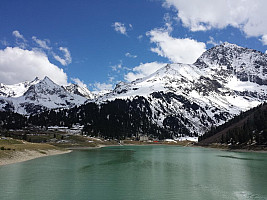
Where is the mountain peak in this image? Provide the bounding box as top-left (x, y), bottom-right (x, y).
top-left (64, 83), bottom-right (94, 99)
top-left (39, 76), bottom-right (57, 86)
top-left (219, 41), bottom-right (238, 48)
top-left (194, 42), bottom-right (267, 85)
top-left (32, 77), bottom-right (40, 82)
top-left (43, 76), bottom-right (53, 82)
top-left (29, 77), bottom-right (40, 85)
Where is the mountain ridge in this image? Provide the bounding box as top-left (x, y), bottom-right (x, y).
top-left (92, 43), bottom-right (267, 135)
top-left (0, 76), bottom-right (91, 114)
top-left (0, 42), bottom-right (267, 138)
top-left (198, 102), bottom-right (267, 147)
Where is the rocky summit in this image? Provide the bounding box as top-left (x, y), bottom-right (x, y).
top-left (0, 43), bottom-right (267, 137)
top-left (94, 42), bottom-right (267, 135)
top-left (0, 76), bottom-right (89, 114)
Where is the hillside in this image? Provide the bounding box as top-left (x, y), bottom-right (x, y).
top-left (92, 42), bottom-right (267, 136)
top-left (198, 102), bottom-right (267, 148)
top-left (0, 42), bottom-right (267, 139)
top-left (0, 77), bottom-right (91, 114)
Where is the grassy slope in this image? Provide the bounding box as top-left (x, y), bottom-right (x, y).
top-left (0, 138), bottom-right (62, 159)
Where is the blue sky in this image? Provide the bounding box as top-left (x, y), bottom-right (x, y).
top-left (1, 0), bottom-right (267, 91)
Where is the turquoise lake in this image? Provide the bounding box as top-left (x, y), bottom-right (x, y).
top-left (0, 145), bottom-right (267, 200)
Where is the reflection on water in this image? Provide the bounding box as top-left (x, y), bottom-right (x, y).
top-left (217, 155), bottom-right (264, 161)
top-left (0, 146), bottom-right (266, 200)
top-left (234, 191), bottom-right (267, 200)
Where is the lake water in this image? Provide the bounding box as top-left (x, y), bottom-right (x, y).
top-left (0, 145), bottom-right (267, 200)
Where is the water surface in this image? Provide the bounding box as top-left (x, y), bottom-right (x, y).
top-left (0, 145), bottom-right (266, 200)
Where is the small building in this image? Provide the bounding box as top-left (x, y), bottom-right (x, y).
top-left (139, 135), bottom-right (149, 141)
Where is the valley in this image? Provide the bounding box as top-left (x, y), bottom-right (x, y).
top-left (0, 42), bottom-right (267, 150)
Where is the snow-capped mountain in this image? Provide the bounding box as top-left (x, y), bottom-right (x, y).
top-left (94, 42), bottom-right (267, 135)
top-left (0, 77), bottom-right (88, 114)
top-left (64, 83), bottom-right (94, 99)
top-left (0, 77), bottom-right (40, 97)
top-left (1, 42), bottom-right (266, 136)
top-left (195, 42), bottom-right (267, 85)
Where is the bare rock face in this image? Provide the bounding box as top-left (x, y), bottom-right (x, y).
top-left (0, 77), bottom-right (88, 114)
top-left (1, 43), bottom-right (267, 137)
top-left (94, 43), bottom-right (267, 135)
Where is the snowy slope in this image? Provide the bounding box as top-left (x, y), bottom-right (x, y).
top-left (0, 77), bottom-right (87, 114)
top-left (0, 42), bottom-right (266, 136)
top-left (64, 83), bottom-right (95, 99)
top-left (195, 42), bottom-right (267, 85)
top-left (0, 77), bottom-right (40, 97)
top-left (95, 43), bottom-right (267, 135)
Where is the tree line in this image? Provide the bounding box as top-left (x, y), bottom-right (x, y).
top-left (199, 102), bottom-right (267, 145)
top-left (0, 97), bottom-right (175, 140)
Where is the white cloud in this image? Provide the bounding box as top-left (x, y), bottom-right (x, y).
top-left (261, 35), bottom-right (267, 46)
top-left (163, 13), bottom-right (174, 33)
top-left (12, 30), bottom-right (26, 41)
top-left (0, 47), bottom-right (67, 85)
top-left (137, 35), bottom-right (143, 40)
top-left (207, 36), bottom-right (222, 46)
top-left (163, 0), bottom-right (267, 41)
top-left (32, 36), bottom-right (51, 50)
top-left (108, 76), bottom-right (115, 82)
top-left (53, 47), bottom-right (72, 66)
top-left (111, 63), bottom-right (123, 72)
top-left (12, 30), bottom-right (27, 48)
top-left (125, 52), bottom-right (137, 58)
top-left (0, 39), bottom-right (9, 46)
top-left (125, 62), bottom-right (166, 82)
top-left (71, 78), bottom-right (87, 88)
top-left (147, 28), bottom-right (206, 64)
top-left (112, 22), bottom-right (127, 35)
top-left (93, 82), bottom-right (113, 91)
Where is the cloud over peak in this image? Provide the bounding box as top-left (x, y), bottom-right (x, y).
top-left (71, 78), bottom-right (88, 88)
top-left (125, 62), bottom-right (166, 82)
top-left (0, 47), bottom-right (67, 85)
top-left (93, 82), bottom-right (113, 92)
top-left (164, 0), bottom-right (267, 43)
top-left (147, 28), bottom-right (206, 64)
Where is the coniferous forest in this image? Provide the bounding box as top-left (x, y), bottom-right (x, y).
top-left (1, 95), bottom-right (266, 145)
top-left (199, 102), bottom-right (267, 145)
top-left (28, 97), bottom-right (170, 139)
top-left (0, 97), bottom-right (175, 140)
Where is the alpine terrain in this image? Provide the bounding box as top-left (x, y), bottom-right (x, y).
top-left (0, 42), bottom-right (267, 139)
top-left (92, 42), bottom-right (267, 136)
top-left (0, 76), bottom-right (92, 114)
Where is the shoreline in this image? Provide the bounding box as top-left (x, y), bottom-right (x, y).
top-left (0, 149), bottom-right (72, 167)
top-left (68, 142), bottom-right (267, 153)
top-left (194, 143), bottom-right (267, 153)
top-left (1, 142), bottom-right (266, 167)
top-left (226, 148), bottom-right (267, 153)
